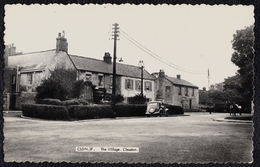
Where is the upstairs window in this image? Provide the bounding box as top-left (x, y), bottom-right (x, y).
top-left (125, 79), bottom-right (133, 90)
top-left (27, 73), bottom-right (33, 85)
top-left (145, 81), bottom-right (152, 91)
top-left (85, 73), bottom-right (91, 81)
top-left (165, 86), bottom-right (171, 93)
top-left (192, 88), bottom-right (195, 96)
top-left (98, 74), bottom-right (103, 86)
top-left (185, 87), bottom-right (188, 96)
top-left (109, 75), bottom-right (113, 89)
top-left (178, 86), bottom-right (182, 95)
top-left (135, 80), bottom-right (141, 91)
top-left (11, 75), bottom-right (16, 84)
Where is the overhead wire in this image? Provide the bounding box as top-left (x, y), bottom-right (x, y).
top-left (119, 28), bottom-right (206, 74)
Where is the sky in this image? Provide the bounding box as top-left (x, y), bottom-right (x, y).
top-left (4, 4), bottom-right (254, 89)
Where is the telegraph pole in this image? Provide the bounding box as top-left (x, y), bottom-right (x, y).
top-left (112, 23), bottom-right (119, 117)
top-left (208, 68), bottom-right (210, 90)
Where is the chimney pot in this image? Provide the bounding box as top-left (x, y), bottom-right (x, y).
top-left (103, 52), bottom-right (112, 64)
top-left (56, 32), bottom-right (68, 53)
top-left (177, 75), bottom-right (181, 79)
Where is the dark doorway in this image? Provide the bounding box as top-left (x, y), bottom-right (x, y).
top-left (189, 99), bottom-right (192, 109)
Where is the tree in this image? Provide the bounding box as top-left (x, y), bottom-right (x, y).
top-left (230, 25), bottom-right (254, 111)
top-left (35, 68), bottom-right (77, 101)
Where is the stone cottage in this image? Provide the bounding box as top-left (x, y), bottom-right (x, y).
top-left (154, 70), bottom-right (199, 110)
top-left (5, 32), bottom-right (156, 109)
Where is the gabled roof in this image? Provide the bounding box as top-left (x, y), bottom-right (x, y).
top-left (69, 55), bottom-right (155, 80)
top-left (165, 76), bottom-right (198, 88)
top-left (8, 49), bottom-right (57, 71)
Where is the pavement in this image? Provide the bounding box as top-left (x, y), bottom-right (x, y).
top-left (3, 111), bottom-right (253, 163)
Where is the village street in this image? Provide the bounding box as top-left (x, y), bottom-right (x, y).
top-left (3, 112), bottom-right (253, 164)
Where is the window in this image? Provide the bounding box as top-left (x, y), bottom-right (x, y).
top-left (165, 86), bottom-right (171, 93)
top-left (98, 74), bottom-right (103, 86)
top-left (85, 73), bottom-right (91, 81)
top-left (109, 75), bottom-right (113, 89)
top-left (11, 75), bottom-right (16, 84)
top-left (135, 80), bottom-right (141, 91)
top-left (145, 81), bottom-right (152, 91)
top-left (27, 73), bottom-right (33, 85)
top-left (192, 88), bottom-right (195, 96)
top-left (125, 79), bottom-right (133, 90)
top-left (185, 87), bottom-right (188, 96)
top-left (178, 86), bottom-right (182, 95)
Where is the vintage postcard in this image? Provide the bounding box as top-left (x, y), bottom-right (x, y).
top-left (3, 4), bottom-right (254, 164)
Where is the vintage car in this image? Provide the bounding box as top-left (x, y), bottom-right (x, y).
top-left (145, 101), bottom-right (169, 117)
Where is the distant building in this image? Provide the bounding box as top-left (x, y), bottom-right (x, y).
top-left (198, 87), bottom-right (214, 111)
top-left (154, 70), bottom-right (199, 109)
top-left (5, 32), bottom-right (155, 109)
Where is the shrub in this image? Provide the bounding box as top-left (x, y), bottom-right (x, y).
top-left (68, 105), bottom-right (113, 119)
top-left (128, 94), bottom-right (146, 104)
top-left (115, 103), bottom-right (146, 117)
top-left (35, 68), bottom-right (77, 101)
top-left (72, 80), bottom-right (84, 98)
top-left (37, 98), bottom-right (62, 105)
top-left (114, 94), bottom-right (125, 103)
top-left (22, 104), bottom-right (69, 120)
top-left (61, 99), bottom-right (81, 107)
top-left (164, 104), bottom-right (184, 115)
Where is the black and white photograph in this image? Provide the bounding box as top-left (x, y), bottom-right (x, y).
top-left (2, 4), bottom-right (254, 164)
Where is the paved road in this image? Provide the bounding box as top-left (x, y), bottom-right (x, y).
top-left (3, 112), bottom-right (253, 163)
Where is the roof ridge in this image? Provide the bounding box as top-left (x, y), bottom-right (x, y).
top-left (13, 49), bottom-right (56, 56)
top-left (69, 54), bottom-right (143, 68)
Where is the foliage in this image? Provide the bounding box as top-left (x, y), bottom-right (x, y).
top-left (35, 68), bottom-right (77, 101)
top-left (209, 26), bottom-right (254, 112)
top-left (229, 25), bottom-right (254, 111)
top-left (68, 105), bottom-right (113, 119)
top-left (128, 94), bottom-right (147, 104)
top-left (72, 80), bottom-right (84, 98)
top-left (22, 104), bottom-right (69, 120)
top-left (114, 94), bottom-right (125, 103)
top-left (37, 98), bottom-right (62, 105)
top-left (115, 103), bottom-right (147, 117)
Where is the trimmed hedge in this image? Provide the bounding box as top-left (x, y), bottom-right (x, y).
top-left (115, 103), bottom-right (146, 117)
top-left (164, 104), bottom-right (184, 115)
top-left (68, 105), bottom-right (113, 119)
top-left (22, 104), bottom-right (69, 120)
top-left (37, 98), bottom-right (62, 106)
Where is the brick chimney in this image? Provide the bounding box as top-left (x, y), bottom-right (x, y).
top-left (177, 74), bottom-right (181, 79)
top-left (56, 32), bottom-right (68, 53)
top-left (103, 52), bottom-right (112, 64)
top-left (159, 69), bottom-right (165, 78)
top-left (9, 43), bottom-right (16, 56)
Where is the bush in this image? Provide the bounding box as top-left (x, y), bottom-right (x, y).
top-left (35, 68), bottom-right (77, 101)
top-left (22, 104), bottom-right (69, 120)
top-left (72, 80), bottom-right (84, 98)
top-left (114, 94), bottom-right (125, 103)
top-left (115, 103), bottom-right (146, 117)
top-left (61, 99), bottom-right (81, 107)
top-left (68, 105), bottom-right (113, 119)
top-left (37, 98), bottom-right (62, 105)
top-left (128, 94), bottom-right (146, 104)
top-left (164, 104), bottom-right (184, 115)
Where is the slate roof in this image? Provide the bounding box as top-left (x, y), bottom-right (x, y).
top-left (8, 49), bottom-right (57, 71)
top-left (165, 76), bottom-right (198, 88)
top-left (69, 55), bottom-right (155, 80)
top-left (8, 49), bottom-right (155, 80)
